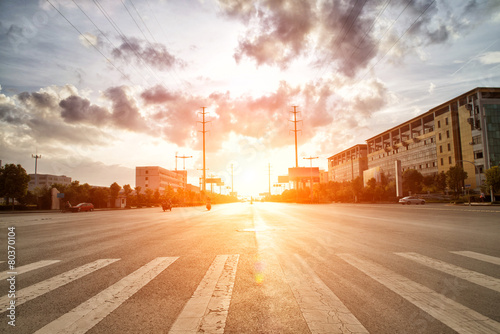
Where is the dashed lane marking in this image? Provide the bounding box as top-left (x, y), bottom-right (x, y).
top-left (34, 257), bottom-right (178, 334)
top-left (395, 252), bottom-right (500, 293)
top-left (338, 253), bottom-right (500, 334)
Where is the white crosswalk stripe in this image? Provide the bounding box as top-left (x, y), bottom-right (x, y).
top-left (4, 251), bottom-right (499, 333)
top-left (169, 254), bottom-right (239, 334)
top-left (34, 257), bottom-right (178, 334)
top-left (338, 253), bottom-right (500, 334)
top-left (396, 252), bottom-right (500, 293)
top-left (0, 260), bottom-right (60, 280)
top-left (0, 259), bottom-right (120, 310)
top-left (451, 251), bottom-right (500, 265)
top-left (282, 254), bottom-right (369, 334)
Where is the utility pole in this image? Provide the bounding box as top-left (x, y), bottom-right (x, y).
top-left (289, 106), bottom-right (302, 168)
top-left (176, 153), bottom-right (193, 170)
top-left (289, 106), bottom-right (302, 192)
top-left (303, 156), bottom-right (318, 202)
top-left (198, 107), bottom-right (210, 193)
top-left (32, 153), bottom-right (42, 188)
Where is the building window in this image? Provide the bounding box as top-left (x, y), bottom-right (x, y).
top-left (446, 130), bottom-right (450, 139)
top-left (474, 151), bottom-right (484, 159)
top-left (445, 117), bottom-right (449, 126)
top-left (439, 146), bottom-right (443, 153)
top-left (439, 133), bottom-right (442, 141)
top-left (441, 158), bottom-right (444, 166)
top-left (146, 170), bottom-right (149, 174)
top-left (437, 120), bottom-right (441, 128)
top-left (145, 184), bottom-right (148, 187)
top-left (449, 156), bottom-right (452, 164)
top-left (472, 135), bottom-right (482, 145)
top-left (447, 143), bottom-right (451, 151)
top-left (145, 177), bottom-right (148, 180)
top-left (430, 137), bottom-right (434, 143)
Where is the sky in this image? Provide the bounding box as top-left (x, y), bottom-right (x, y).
top-left (1, 0), bottom-right (500, 196)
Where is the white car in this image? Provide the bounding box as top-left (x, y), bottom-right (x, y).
top-left (399, 196), bottom-right (425, 205)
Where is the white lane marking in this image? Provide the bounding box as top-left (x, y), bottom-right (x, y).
top-left (338, 253), bottom-right (500, 334)
top-left (169, 254), bottom-right (239, 334)
top-left (0, 260), bottom-right (60, 280)
top-left (0, 259), bottom-right (120, 310)
top-left (282, 254), bottom-right (369, 334)
top-left (396, 252), bottom-right (500, 293)
top-left (34, 257), bottom-right (178, 334)
top-left (451, 251), bottom-right (500, 266)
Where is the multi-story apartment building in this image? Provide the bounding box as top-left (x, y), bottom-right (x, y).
top-left (135, 166), bottom-right (187, 193)
top-left (328, 87), bottom-right (500, 190)
top-left (28, 174), bottom-right (72, 191)
top-left (328, 144), bottom-right (368, 182)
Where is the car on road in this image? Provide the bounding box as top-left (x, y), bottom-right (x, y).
top-left (71, 203), bottom-right (95, 212)
top-left (399, 196), bottom-right (425, 205)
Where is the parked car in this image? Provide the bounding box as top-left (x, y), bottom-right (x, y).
top-left (399, 196), bottom-right (425, 205)
top-left (71, 203), bottom-right (95, 212)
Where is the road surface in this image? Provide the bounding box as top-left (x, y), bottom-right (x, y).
top-left (1, 202), bottom-right (499, 333)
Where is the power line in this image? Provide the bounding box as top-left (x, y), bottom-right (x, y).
top-left (71, 0), bottom-right (153, 86)
top-left (46, 0), bottom-right (133, 83)
top-left (92, 0), bottom-right (164, 85)
top-left (122, 0), bottom-right (190, 91)
top-left (353, 0), bottom-right (435, 86)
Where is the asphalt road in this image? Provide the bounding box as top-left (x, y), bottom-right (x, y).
top-left (1, 202), bottom-right (499, 333)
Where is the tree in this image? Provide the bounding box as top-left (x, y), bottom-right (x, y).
top-left (446, 166), bottom-right (468, 195)
top-left (484, 166), bottom-right (500, 195)
top-left (123, 184), bottom-right (132, 207)
top-left (435, 171), bottom-right (447, 193)
top-left (402, 169), bottom-right (423, 195)
top-left (109, 182), bottom-right (121, 208)
top-left (0, 164), bottom-right (31, 207)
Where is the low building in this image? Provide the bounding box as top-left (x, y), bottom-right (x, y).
top-left (28, 174), bottom-right (72, 191)
top-left (135, 166), bottom-right (188, 193)
top-left (328, 144), bottom-right (368, 183)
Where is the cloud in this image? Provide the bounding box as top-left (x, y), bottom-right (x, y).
top-left (104, 86), bottom-right (149, 132)
top-left (59, 95), bottom-right (109, 124)
top-left (479, 51), bottom-right (500, 65)
top-left (111, 36), bottom-right (184, 71)
top-left (78, 33), bottom-right (99, 48)
top-left (218, 0), bottom-right (498, 77)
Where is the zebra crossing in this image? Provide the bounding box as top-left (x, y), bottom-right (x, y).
top-left (1, 250), bottom-right (499, 333)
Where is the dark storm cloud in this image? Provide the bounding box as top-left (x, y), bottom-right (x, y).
top-left (59, 95), bottom-right (109, 124)
top-left (111, 37), bottom-right (184, 71)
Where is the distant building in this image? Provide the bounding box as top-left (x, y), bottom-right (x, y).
top-left (135, 166), bottom-right (189, 193)
top-left (328, 144), bottom-right (368, 183)
top-left (28, 174), bottom-right (72, 191)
